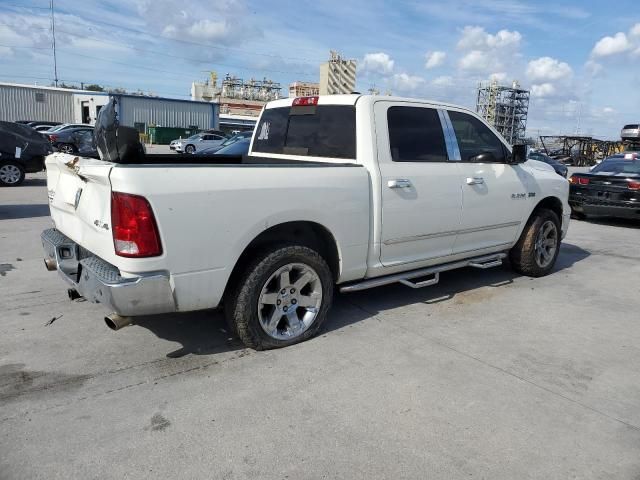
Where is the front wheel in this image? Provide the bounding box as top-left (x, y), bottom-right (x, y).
top-left (0, 161), bottom-right (26, 186)
top-left (185, 144), bottom-right (195, 154)
top-left (225, 245), bottom-right (334, 350)
top-left (509, 209), bottom-right (561, 277)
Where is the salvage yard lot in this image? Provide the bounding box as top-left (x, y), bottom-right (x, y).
top-left (1, 172), bottom-right (640, 479)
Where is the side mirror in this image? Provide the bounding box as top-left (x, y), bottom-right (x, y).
top-left (510, 144), bottom-right (527, 164)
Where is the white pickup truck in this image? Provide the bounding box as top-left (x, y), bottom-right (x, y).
top-left (42, 95), bottom-right (570, 350)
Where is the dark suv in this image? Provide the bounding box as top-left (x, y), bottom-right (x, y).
top-left (0, 121), bottom-right (52, 186)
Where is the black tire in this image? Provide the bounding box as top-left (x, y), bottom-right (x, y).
top-left (56, 143), bottom-right (76, 154)
top-left (185, 145), bottom-right (195, 154)
top-left (0, 161), bottom-right (26, 187)
top-left (509, 209), bottom-right (561, 277)
top-left (225, 244), bottom-right (334, 350)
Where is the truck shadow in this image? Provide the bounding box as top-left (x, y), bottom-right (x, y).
top-left (134, 243), bottom-right (591, 357)
top-left (0, 203), bottom-right (50, 220)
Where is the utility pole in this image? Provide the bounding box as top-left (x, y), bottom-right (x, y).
top-left (50, 0), bottom-right (58, 87)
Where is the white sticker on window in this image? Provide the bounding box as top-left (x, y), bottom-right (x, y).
top-left (257, 122), bottom-right (270, 140)
top-left (15, 147), bottom-right (22, 158)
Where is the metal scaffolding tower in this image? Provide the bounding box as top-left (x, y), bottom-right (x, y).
top-left (476, 80), bottom-right (530, 145)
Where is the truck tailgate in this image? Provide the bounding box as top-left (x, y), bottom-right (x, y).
top-left (45, 153), bottom-right (117, 264)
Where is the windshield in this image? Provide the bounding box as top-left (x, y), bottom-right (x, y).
top-left (591, 158), bottom-right (640, 175)
top-left (186, 134), bottom-right (201, 140)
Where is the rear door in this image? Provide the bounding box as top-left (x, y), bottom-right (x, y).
top-left (375, 102), bottom-right (463, 267)
top-left (446, 109), bottom-right (528, 254)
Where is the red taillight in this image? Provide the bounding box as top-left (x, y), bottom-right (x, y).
top-left (570, 176), bottom-right (589, 185)
top-left (629, 181), bottom-right (640, 190)
top-left (110, 192), bottom-right (162, 257)
top-left (49, 134), bottom-right (57, 142)
top-left (292, 96), bottom-right (319, 106)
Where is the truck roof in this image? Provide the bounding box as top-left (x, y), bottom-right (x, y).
top-left (265, 94), bottom-right (476, 115)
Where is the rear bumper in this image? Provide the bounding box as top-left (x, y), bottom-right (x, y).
top-left (41, 228), bottom-right (176, 316)
top-left (570, 197), bottom-right (640, 219)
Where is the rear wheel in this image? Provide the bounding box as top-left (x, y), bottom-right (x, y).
top-left (225, 245), bottom-right (333, 350)
top-left (510, 209), bottom-right (561, 277)
top-left (57, 143), bottom-right (76, 154)
top-left (0, 161), bottom-right (25, 186)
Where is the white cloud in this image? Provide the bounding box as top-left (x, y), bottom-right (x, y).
top-left (602, 107), bottom-right (615, 114)
top-left (458, 50), bottom-right (498, 72)
top-left (361, 52), bottom-right (394, 75)
top-left (584, 59), bottom-right (603, 76)
top-left (531, 83), bottom-right (556, 98)
top-left (526, 57), bottom-right (573, 82)
top-left (591, 32), bottom-right (632, 57)
top-left (457, 26), bottom-right (521, 51)
top-left (187, 19), bottom-right (231, 41)
top-left (630, 23), bottom-right (640, 37)
top-left (431, 75), bottom-right (452, 86)
top-left (391, 73), bottom-right (425, 92)
top-left (0, 45), bottom-right (13, 58)
top-left (424, 51), bottom-right (446, 69)
top-left (489, 72), bottom-right (507, 82)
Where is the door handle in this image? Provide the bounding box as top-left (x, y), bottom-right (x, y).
top-left (388, 179), bottom-right (412, 189)
top-left (466, 177), bottom-right (484, 185)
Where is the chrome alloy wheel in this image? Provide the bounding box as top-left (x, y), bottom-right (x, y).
top-left (534, 220), bottom-right (558, 268)
top-left (258, 263), bottom-right (323, 340)
top-left (58, 144), bottom-right (75, 154)
top-left (0, 164), bottom-right (22, 185)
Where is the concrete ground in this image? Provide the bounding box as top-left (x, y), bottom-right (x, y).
top-left (1, 172), bottom-right (639, 479)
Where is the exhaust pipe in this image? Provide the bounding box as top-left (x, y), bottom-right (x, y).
top-left (105, 314), bottom-right (133, 331)
top-left (67, 288), bottom-right (82, 300)
top-left (44, 258), bottom-right (57, 271)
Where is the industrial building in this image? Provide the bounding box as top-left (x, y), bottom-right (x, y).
top-left (476, 80), bottom-right (530, 145)
top-left (289, 81), bottom-right (320, 98)
top-left (0, 82), bottom-right (220, 131)
top-left (319, 51), bottom-right (357, 95)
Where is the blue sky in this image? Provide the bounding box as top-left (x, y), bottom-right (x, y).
top-left (0, 0), bottom-right (638, 138)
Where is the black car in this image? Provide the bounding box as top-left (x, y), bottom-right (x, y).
top-left (528, 152), bottom-right (568, 177)
top-left (46, 126), bottom-right (95, 154)
top-left (0, 121), bottom-right (53, 186)
top-left (569, 152), bottom-right (640, 220)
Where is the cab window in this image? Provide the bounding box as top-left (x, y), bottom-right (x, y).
top-left (387, 106), bottom-right (448, 162)
top-left (448, 111), bottom-right (507, 163)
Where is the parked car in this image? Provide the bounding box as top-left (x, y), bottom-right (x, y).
top-left (212, 137), bottom-right (251, 156)
top-left (46, 126), bottom-right (95, 154)
top-left (174, 133), bottom-right (226, 154)
top-left (202, 129), bottom-right (229, 137)
top-left (193, 131), bottom-right (253, 155)
top-left (569, 152), bottom-right (640, 220)
top-left (44, 123), bottom-right (92, 134)
top-left (528, 151), bottom-right (568, 177)
top-left (41, 95), bottom-right (569, 350)
top-left (0, 121), bottom-right (52, 186)
top-left (16, 120), bottom-right (62, 128)
top-left (169, 139), bottom-right (179, 150)
top-left (621, 124), bottom-right (640, 141)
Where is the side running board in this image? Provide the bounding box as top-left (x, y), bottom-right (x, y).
top-left (340, 253), bottom-right (507, 293)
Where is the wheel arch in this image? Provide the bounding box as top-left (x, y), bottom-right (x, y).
top-left (531, 196), bottom-right (563, 222)
top-left (223, 220), bottom-right (341, 301)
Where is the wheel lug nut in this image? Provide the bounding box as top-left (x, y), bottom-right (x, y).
top-left (281, 289), bottom-right (286, 294)
top-left (283, 306), bottom-right (288, 312)
top-left (290, 288), bottom-right (295, 294)
top-left (291, 299), bottom-right (297, 305)
top-left (277, 300), bottom-right (281, 305)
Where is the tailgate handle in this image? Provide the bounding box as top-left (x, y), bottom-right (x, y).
top-left (466, 177), bottom-right (484, 185)
top-left (388, 179), bottom-right (412, 189)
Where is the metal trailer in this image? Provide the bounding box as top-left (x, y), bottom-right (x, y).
top-left (111, 94), bottom-right (219, 132)
top-left (0, 83), bottom-right (75, 123)
top-left (539, 135), bottom-right (625, 166)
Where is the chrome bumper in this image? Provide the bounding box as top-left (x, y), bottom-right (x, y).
top-left (41, 228), bottom-right (176, 316)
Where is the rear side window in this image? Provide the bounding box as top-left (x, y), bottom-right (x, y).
top-left (387, 106), bottom-right (448, 162)
top-left (623, 124), bottom-right (639, 129)
top-left (448, 111), bottom-right (507, 163)
top-left (252, 106), bottom-right (356, 159)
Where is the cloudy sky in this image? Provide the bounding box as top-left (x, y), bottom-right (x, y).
top-left (1, 0), bottom-right (639, 138)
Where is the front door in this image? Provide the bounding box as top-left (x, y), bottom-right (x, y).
top-left (445, 109), bottom-right (528, 254)
top-left (375, 102), bottom-right (463, 267)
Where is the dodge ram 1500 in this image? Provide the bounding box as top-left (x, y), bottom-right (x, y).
top-left (42, 95), bottom-right (570, 350)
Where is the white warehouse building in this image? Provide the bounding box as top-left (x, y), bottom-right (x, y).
top-left (0, 83), bottom-right (219, 131)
